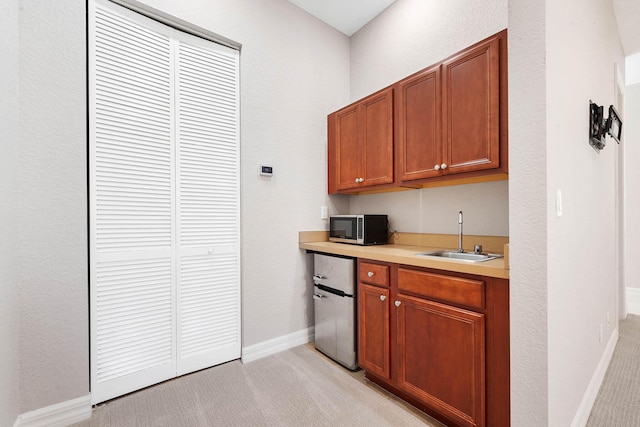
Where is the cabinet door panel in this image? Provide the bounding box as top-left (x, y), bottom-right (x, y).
top-left (362, 89), bottom-right (394, 186)
top-left (335, 105), bottom-right (361, 190)
top-left (443, 37), bottom-right (500, 175)
top-left (397, 295), bottom-right (485, 427)
top-left (358, 283), bottom-right (391, 379)
top-left (397, 65), bottom-right (441, 182)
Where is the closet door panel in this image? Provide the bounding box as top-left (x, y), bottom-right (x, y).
top-left (175, 34), bottom-right (241, 375)
top-left (91, 0), bottom-right (241, 403)
top-left (90, 0), bottom-right (176, 404)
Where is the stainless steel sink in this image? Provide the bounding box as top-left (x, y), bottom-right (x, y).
top-left (414, 250), bottom-right (503, 263)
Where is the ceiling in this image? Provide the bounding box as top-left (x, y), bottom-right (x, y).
top-left (612, 0), bottom-right (640, 55)
top-left (286, 0), bottom-right (396, 36)
top-left (288, 0), bottom-right (640, 56)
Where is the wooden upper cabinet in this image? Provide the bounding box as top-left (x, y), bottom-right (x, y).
top-left (329, 87), bottom-right (394, 193)
top-left (397, 31), bottom-right (504, 185)
top-left (442, 35), bottom-right (500, 175)
top-left (396, 64), bottom-right (442, 181)
top-left (329, 29), bottom-right (507, 193)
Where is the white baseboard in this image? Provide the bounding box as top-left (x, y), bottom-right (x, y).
top-left (11, 328), bottom-right (315, 426)
top-left (570, 327), bottom-right (619, 427)
top-left (241, 326), bottom-right (315, 363)
top-left (626, 287), bottom-right (640, 315)
top-left (15, 394), bottom-right (92, 427)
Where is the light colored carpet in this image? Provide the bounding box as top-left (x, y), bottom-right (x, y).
top-left (587, 314), bottom-right (640, 427)
top-left (73, 344), bottom-right (444, 426)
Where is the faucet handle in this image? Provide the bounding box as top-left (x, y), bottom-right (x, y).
top-left (474, 244), bottom-right (483, 255)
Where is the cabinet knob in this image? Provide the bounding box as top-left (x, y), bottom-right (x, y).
top-left (380, 295), bottom-right (386, 301)
top-left (358, 177), bottom-right (364, 183)
top-left (395, 300), bottom-right (401, 307)
top-left (441, 163), bottom-right (447, 170)
top-left (367, 271), bottom-right (374, 277)
top-left (434, 164), bottom-right (440, 171)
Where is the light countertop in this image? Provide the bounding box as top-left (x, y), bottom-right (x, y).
top-left (299, 232), bottom-right (509, 280)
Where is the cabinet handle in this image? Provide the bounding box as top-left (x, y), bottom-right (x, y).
top-left (395, 300), bottom-right (401, 307)
top-left (434, 164), bottom-right (440, 171)
top-left (357, 177), bottom-right (364, 183)
top-left (355, 178), bottom-right (359, 183)
top-left (380, 295), bottom-right (386, 301)
top-left (367, 271), bottom-right (374, 278)
top-left (441, 163), bottom-right (448, 170)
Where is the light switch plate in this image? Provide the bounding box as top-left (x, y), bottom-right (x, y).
top-left (556, 189), bottom-right (563, 217)
top-left (320, 206), bottom-right (328, 220)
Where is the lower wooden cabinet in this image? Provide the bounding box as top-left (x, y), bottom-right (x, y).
top-left (358, 283), bottom-right (391, 380)
top-left (357, 259), bottom-right (509, 427)
top-left (396, 295), bottom-right (485, 427)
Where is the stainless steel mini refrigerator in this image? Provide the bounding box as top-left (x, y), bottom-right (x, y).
top-left (312, 253), bottom-right (357, 370)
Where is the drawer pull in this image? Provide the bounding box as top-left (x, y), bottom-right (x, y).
top-left (367, 271), bottom-right (374, 278)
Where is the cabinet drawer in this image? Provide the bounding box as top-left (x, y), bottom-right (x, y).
top-left (359, 261), bottom-right (390, 287)
top-left (398, 268), bottom-right (484, 309)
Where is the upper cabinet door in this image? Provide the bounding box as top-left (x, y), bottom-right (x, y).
top-left (396, 65), bottom-right (441, 182)
top-left (361, 88), bottom-right (394, 187)
top-left (442, 36), bottom-right (500, 175)
top-left (330, 87), bottom-right (394, 193)
top-left (334, 105), bottom-right (361, 191)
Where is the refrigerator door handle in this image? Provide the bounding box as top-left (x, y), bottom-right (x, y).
top-left (313, 293), bottom-right (325, 300)
top-left (316, 284), bottom-right (351, 298)
top-left (313, 274), bottom-right (326, 285)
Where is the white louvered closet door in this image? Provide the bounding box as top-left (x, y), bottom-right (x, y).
top-left (90, 0), bottom-right (240, 404)
top-left (175, 30), bottom-right (241, 375)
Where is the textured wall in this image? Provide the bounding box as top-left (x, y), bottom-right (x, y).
top-left (346, 0), bottom-right (509, 236)
top-left (350, 181), bottom-right (509, 236)
top-left (350, 0), bottom-right (508, 100)
top-left (507, 0), bottom-right (549, 425)
top-left (18, 0), bottom-right (89, 412)
top-left (545, 0), bottom-right (624, 425)
top-left (628, 53), bottom-right (640, 85)
top-left (625, 82), bottom-right (640, 290)
top-left (627, 55), bottom-right (640, 292)
top-left (0, 0), bottom-right (21, 424)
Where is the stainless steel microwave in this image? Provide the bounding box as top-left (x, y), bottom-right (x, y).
top-left (329, 215), bottom-right (388, 245)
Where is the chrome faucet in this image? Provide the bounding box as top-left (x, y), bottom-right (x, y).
top-left (458, 211), bottom-right (464, 253)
